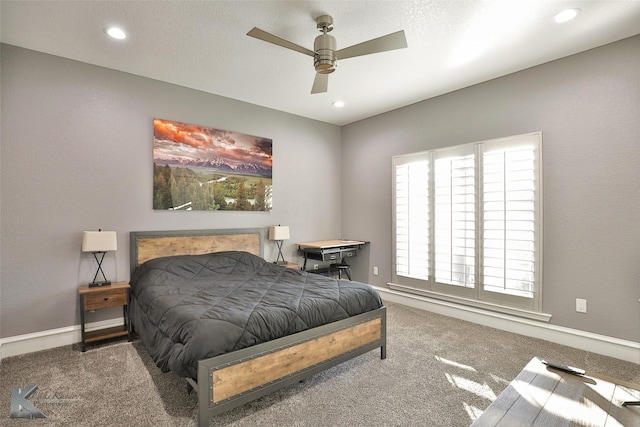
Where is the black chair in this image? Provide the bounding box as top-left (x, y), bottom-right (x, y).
top-left (330, 263), bottom-right (352, 280)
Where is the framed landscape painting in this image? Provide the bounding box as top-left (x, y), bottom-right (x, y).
top-left (153, 118), bottom-right (273, 211)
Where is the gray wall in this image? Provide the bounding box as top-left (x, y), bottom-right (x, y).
top-left (341, 35), bottom-right (640, 342)
top-left (2, 35), bottom-right (639, 345)
top-left (0, 44), bottom-right (341, 338)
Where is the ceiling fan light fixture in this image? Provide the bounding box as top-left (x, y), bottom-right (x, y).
top-left (314, 53), bottom-right (337, 73)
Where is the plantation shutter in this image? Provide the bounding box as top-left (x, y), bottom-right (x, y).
top-left (481, 136), bottom-right (540, 301)
top-left (391, 132), bottom-right (541, 312)
top-left (433, 149), bottom-right (475, 288)
top-left (393, 154), bottom-right (430, 281)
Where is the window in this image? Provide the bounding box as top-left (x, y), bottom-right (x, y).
top-left (391, 133), bottom-right (542, 313)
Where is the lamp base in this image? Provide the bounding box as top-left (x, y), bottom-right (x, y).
top-left (88, 281), bottom-right (111, 288)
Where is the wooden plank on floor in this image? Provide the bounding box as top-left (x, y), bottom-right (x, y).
top-left (606, 386), bottom-right (640, 427)
top-left (533, 371), bottom-right (613, 426)
top-left (475, 357), bottom-right (640, 427)
top-left (496, 362), bottom-right (560, 426)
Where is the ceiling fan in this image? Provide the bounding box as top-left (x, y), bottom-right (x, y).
top-left (247, 15), bottom-right (407, 94)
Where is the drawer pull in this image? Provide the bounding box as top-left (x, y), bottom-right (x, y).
top-left (104, 297), bottom-right (109, 301)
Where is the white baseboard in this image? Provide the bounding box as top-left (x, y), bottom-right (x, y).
top-left (375, 286), bottom-right (640, 364)
top-left (2, 293), bottom-right (638, 365)
top-left (0, 318), bottom-right (124, 360)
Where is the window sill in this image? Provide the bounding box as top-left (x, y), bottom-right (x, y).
top-left (387, 283), bottom-right (552, 323)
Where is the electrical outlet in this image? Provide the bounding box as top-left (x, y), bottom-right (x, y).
top-left (314, 264), bottom-right (319, 270)
top-left (373, 266), bottom-right (379, 276)
top-left (576, 298), bottom-right (587, 313)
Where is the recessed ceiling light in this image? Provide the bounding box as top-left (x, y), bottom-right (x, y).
top-left (554, 8), bottom-right (580, 23)
top-left (105, 26), bottom-right (127, 40)
top-left (332, 100), bottom-right (345, 108)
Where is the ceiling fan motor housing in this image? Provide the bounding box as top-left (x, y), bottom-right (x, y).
top-left (314, 33), bottom-right (337, 74)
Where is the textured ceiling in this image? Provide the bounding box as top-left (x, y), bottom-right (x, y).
top-left (2, 1), bottom-right (640, 126)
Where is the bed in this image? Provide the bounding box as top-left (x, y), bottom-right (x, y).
top-left (128, 228), bottom-right (387, 426)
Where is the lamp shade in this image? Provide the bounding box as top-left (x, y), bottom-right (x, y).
top-left (268, 226), bottom-right (290, 241)
top-left (82, 231), bottom-right (117, 252)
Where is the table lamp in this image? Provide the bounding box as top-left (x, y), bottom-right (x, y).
top-left (268, 225), bottom-right (290, 264)
top-left (82, 230), bottom-right (117, 287)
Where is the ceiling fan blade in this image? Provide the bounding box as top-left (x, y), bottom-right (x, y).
top-left (247, 27), bottom-right (315, 57)
top-left (311, 73), bottom-right (328, 94)
top-left (336, 30), bottom-right (407, 60)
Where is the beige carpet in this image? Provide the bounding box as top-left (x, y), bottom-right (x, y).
top-left (1, 302), bottom-right (639, 426)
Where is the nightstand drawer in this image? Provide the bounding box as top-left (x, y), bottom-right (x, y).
top-left (82, 288), bottom-right (128, 311)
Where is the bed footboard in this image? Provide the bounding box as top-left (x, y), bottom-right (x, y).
top-left (194, 306), bottom-right (387, 426)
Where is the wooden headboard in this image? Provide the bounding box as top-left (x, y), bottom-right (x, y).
top-left (129, 228), bottom-right (265, 275)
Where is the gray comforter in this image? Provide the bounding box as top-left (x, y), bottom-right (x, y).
top-left (129, 251), bottom-right (383, 379)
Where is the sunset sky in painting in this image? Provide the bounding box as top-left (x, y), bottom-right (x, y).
top-left (153, 118), bottom-right (272, 169)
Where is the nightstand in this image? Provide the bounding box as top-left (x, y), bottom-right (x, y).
top-left (78, 281), bottom-right (131, 352)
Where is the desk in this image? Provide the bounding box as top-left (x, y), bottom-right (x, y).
top-left (296, 240), bottom-right (368, 271)
top-left (472, 356), bottom-right (640, 426)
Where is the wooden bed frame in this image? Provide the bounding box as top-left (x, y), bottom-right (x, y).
top-left (129, 228), bottom-right (387, 427)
